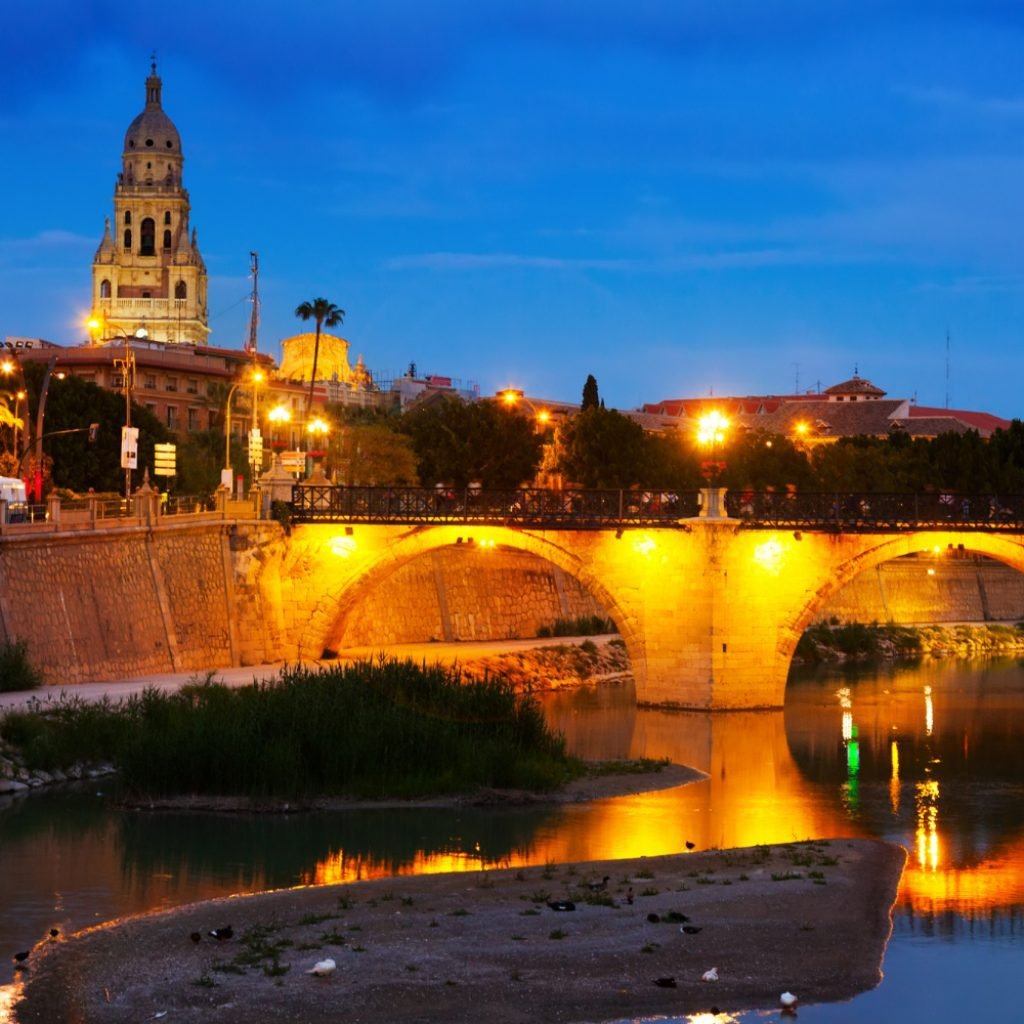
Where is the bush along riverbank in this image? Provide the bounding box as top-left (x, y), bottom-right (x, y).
top-left (794, 620), bottom-right (1024, 665)
top-left (0, 660), bottom-right (579, 801)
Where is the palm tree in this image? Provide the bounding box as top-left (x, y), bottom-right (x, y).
top-left (295, 298), bottom-right (345, 418)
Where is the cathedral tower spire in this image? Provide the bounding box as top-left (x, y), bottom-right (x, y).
top-left (90, 62), bottom-right (210, 345)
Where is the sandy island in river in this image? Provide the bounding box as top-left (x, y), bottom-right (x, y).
top-left (13, 765), bottom-right (906, 1024)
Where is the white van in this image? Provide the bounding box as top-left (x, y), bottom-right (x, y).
top-left (0, 476), bottom-right (28, 522)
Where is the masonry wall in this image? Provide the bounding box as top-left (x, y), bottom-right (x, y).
top-left (0, 523), bottom-right (243, 686)
top-left (332, 547), bottom-right (606, 648)
top-left (815, 555), bottom-right (1024, 624)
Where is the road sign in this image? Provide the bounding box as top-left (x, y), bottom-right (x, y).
top-left (248, 428), bottom-right (263, 468)
top-left (154, 443), bottom-right (176, 477)
top-left (120, 426), bottom-right (139, 470)
top-left (279, 449), bottom-right (305, 473)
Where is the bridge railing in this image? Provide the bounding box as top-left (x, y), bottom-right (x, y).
top-left (724, 491), bottom-right (1024, 530)
top-left (290, 485), bottom-right (702, 526)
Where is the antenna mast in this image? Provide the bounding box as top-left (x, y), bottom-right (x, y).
top-left (945, 329), bottom-right (950, 409)
top-left (246, 252), bottom-right (260, 357)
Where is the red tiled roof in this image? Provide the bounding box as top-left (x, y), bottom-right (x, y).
top-left (907, 406), bottom-right (1010, 435)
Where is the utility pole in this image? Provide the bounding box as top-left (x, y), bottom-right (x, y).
top-left (246, 253), bottom-right (263, 476)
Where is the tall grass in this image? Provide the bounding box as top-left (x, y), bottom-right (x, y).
top-left (0, 660), bottom-right (576, 799)
top-left (0, 639), bottom-right (43, 692)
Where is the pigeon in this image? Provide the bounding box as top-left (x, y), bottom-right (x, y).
top-left (702, 967), bottom-right (719, 982)
top-left (685, 841), bottom-right (696, 851)
top-left (586, 876), bottom-right (610, 892)
top-left (681, 925), bottom-right (702, 934)
top-left (12, 951), bottom-right (29, 965)
top-left (48, 929), bottom-right (59, 939)
top-left (547, 900), bottom-right (576, 912)
top-left (780, 991), bottom-right (799, 1010)
top-left (306, 958), bottom-right (337, 977)
top-left (665, 911), bottom-right (690, 923)
top-left (647, 913), bottom-right (661, 923)
top-left (209, 925), bottom-right (233, 941)
top-left (190, 932), bottom-right (202, 944)
top-left (653, 977), bottom-right (677, 988)
top-left (626, 888), bottom-right (634, 905)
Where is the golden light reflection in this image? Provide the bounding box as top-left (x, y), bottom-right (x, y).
top-left (924, 684), bottom-right (934, 736)
top-left (329, 536), bottom-right (358, 558)
top-left (753, 538), bottom-right (785, 574)
top-left (688, 1013), bottom-right (741, 1024)
top-left (915, 779), bottom-right (941, 871)
top-left (632, 534), bottom-right (657, 557)
top-left (0, 980), bottom-right (23, 1024)
top-left (842, 710), bottom-right (853, 743)
top-left (889, 738), bottom-right (901, 815)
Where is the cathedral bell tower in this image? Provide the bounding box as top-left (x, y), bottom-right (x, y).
top-left (90, 61), bottom-right (210, 345)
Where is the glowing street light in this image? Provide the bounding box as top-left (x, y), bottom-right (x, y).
top-left (267, 404), bottom-right (291, 449)
top-left (497, 388), bottom-right (552, 429)
top-left (696, 410), bottom-right (730, 517)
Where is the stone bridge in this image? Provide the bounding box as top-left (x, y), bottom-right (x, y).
top-left (273, 517), bottom-right (1024, 708)
top-left (4, 496), bottom-right (1024, 708)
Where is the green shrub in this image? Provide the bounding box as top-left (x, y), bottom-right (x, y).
top-left (537, 615), bottom-right (617, 638)
top-left (0, 639), bottom-right (44, 692)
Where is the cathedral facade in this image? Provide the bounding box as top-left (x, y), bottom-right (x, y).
top-left (90, 62), bottom-right (209, 346)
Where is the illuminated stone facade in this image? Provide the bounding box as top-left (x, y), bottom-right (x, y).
top-left (90, 62), bottom-right (209, 345)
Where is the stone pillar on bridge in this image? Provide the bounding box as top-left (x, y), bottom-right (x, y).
top-left (259, 456), bottom-right (295, 519)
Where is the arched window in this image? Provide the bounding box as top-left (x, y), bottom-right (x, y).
top-left (123, 228), bottom-right (132, 250)
top-left (163, 229), bottom-right (172, 249)
top-left (175, 280), bottom-right (187, 299)
top-left (140, 217), bottom-right (155, 256)
top-left (164, 211), bottom-right (171, 225)
top-left (124, 211), bottom-right (132, 225)
top-left (100, 279), bottom-right (111, 299)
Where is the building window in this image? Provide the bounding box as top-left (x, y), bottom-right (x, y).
top-left (163, 230), bottom-right (172, 249)
top-left (111, 373), bottom-right (126, 389)
top-left (145, 402), bottom-right (157, 415)
top-left (188, 407), bottom-right (201, 431)
top-left (142, 291), bottom-right (151, 299)
top-left (166, 406), bottom-right (178, 429)
top-left (186, 378), bottom-right (198, 395)
top-left (175, 280), bottom-right (187, 299)
top-left (165, 377), bottom-right (178, 392)
top-left (123, 229), bottom-right (132, 250)
top-left (100, 279), bottom-right (111, 299)
top-left (140, 217), bottom-right (155, 256)
top-left (164, 211), bottom-right (171, 225)
top-left (123, 211), bottom-right (132, 225)
top-left (144, 374), bottom-right (157, 390)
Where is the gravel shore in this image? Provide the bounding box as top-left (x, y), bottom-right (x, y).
top-left (14, 837), bottom-right (904, 1023)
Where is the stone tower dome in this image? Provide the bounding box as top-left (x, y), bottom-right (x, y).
top-left (90, 61), bottom-right (210, 345)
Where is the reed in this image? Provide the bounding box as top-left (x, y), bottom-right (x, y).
top-left (0, 659), bottom-right (577, 799)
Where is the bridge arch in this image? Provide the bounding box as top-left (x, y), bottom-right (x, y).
top-left (285, 524), bottom-right (644, 684)
top-left (778, 530), bottom-right (1024, 686)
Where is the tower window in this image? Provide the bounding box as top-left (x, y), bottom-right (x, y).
top-left (166, 140), bottom-right (173, 149)
top-left (163, 230), bottom-right (172, 249)
top-left (164, 211), bottom-right (171, 225)
top-left (100, 279), bottom-right (111, 299)
top-left (145, 138), bottom-right (154, 147)
top-left (140, 218), bottom-right (155, 256)
top-left (175, 281), bottom-right (187, 299)
top-left (123, 229), bottom-right (132, 250)
top-left (124, 211), bottom-right (132, 225)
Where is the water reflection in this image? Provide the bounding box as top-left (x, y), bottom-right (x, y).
top-left (2, 657), bottom-right (1024, 1016)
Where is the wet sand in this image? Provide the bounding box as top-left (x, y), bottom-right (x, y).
top-left (14, 838), bottom-right (905, 1023)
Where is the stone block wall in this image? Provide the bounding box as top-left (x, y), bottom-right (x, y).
top-left (816, 555), bottom-right (1024, 624)
top-left (332, 547), bottom-right (606, 648)
top-left (0, 524), bottom-right (238, 686)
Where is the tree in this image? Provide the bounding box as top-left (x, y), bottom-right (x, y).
top-left (557, 407), bottom-right (650, 488)
top-left (401, 397), bottom-right (543, 488)
top-left (334, 423), bottom-right (419, 486)
top-left (294, 297), bottom-right (345, 418)
top-left (581, 374), bottom-right (599, 411)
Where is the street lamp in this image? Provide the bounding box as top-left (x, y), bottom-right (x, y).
top-left (267, 404), bottom-right (291, 449)
top-left (111, 328), bottom-right (148, 501)
top-left (497, 388), bottom-right (552, 429)
top-left (223, 369), bottom-right (265, 489)
top-left (696, 410), bottom-right (730, 518)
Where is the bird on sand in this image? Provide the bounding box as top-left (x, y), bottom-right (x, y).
top-left (586, 876), bottom-right (610, 892)
top-left (702, 967), bottom-right (719, 982)
top-left (647, 913), bottom-right (661, 923)
top-left (12, 951), bottom-right (29, 965)
top-left (190, 932), bottom-right (202, 944)
top-left (780, 991), bottom-right (799, 1010)
top-left (547, 900), bottom-right (576, 912)
top-left (681, 925), bottom-right (702, 934)
top-left (208, 925), bottom-right (233, 941)
top-left (306, 958), bottom-right (337, 977)
top-left (653, 977), bottom-right (677, 988)
top-left (48, 929), bottom-right (59, 939)
top-left (685, 841), bottom-right (696, 851)
top-left (665, 911), bottom-right (690, 923)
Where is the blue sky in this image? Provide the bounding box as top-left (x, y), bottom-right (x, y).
top-left (3, 1), bottom-right (1024, 416)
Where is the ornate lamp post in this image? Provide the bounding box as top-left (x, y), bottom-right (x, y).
top-left (697, 410), bottom-right (729, 518)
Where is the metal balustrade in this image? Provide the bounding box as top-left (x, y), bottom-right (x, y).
top-left (289, 485), bottom-right (1024, 531)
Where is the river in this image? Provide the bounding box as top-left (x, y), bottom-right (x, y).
top-left (1, 657), bottom-right (1022, 1021)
